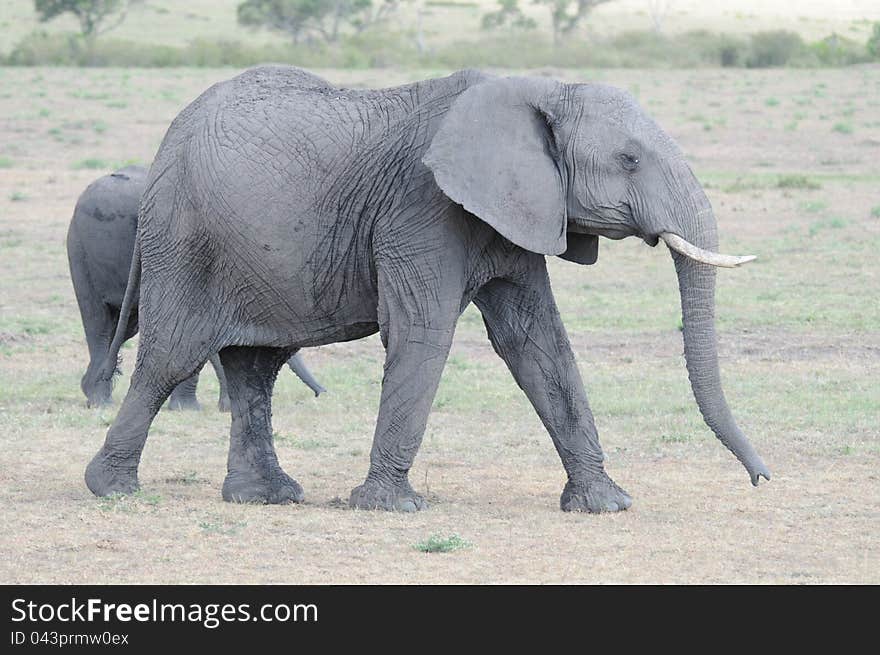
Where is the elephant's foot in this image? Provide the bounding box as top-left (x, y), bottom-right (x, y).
top-left (166, 395), bottom-right (201, 411)
top-left (560, 471), bottom-right (632, 513)
top-left (85, 449), bottom-right (140, 497)
top-left (86, 394), bottom-right (113, 409)
top-left (83, 380), bottom-right (113, 408)
top-left (222, 466), bottom-right (304, 504)
top-left (349, 478), bottom-right (427, 512)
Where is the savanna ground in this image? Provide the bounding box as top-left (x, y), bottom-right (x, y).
top-left (0, 64), bottom-right (878, 583)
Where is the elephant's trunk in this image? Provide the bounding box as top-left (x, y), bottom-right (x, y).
top-left (668, 198), bottom-right (770, 485)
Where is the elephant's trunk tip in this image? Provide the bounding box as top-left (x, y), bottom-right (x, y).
top-left (748, 461), bottom-right (771, 486)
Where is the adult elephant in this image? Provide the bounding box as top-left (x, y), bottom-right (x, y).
top-left (86, 65), bottom-right (769, 511)
top-left (67, 165), bottom-right (326, 410)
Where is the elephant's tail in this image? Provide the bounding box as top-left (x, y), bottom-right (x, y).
top-left (99, 239), bottom-right (141, 383)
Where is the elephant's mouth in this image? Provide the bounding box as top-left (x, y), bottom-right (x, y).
top-left (566, 219), bottom-right (635, 241)
top-left (566, 219), bottom-right (756, 268)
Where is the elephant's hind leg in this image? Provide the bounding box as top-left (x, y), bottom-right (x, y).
top-left (209, 353), bottom-right (231, 412)
top-left (220, 345), bottom-right (304, 505)
top-left (167, 366), bottom-right (205, 411)
top-left (85, 331), bottom-right (213, 496)
top-left (69, 236), bottom-right (116, 406)
top-left (85, 352), bottom-right (206, 496)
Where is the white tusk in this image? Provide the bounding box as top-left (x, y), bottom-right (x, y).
top-left (660, 232), bottom-right (756, 268)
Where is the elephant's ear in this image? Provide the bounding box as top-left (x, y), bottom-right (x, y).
top-left (423, 77), bottom-right (567, 256)
top-left (559, 233), bottom-right (599, 265)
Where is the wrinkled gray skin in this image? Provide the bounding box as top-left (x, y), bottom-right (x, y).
top-left (86, 65), bottom-right (769, 511)
top-left (67, 165), bottom-right (325, 411)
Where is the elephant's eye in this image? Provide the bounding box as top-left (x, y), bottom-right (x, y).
top-left (620, 153), bottom-right (640, 172)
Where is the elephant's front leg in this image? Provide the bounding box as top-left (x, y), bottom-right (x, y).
top-left (350, 283), bottom-right (458, 512)
top-left (474, 265), bottom-right (632, 513)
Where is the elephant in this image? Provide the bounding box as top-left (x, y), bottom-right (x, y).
top-left (85, 65), bottom-right (769, 512)
top-left (66, 165), bottom-right (326, 410)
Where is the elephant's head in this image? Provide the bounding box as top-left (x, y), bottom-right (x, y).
top-left (424, 75), bottom-right (769, 485)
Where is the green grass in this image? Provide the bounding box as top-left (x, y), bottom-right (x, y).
top-left (808, 217), bottom-right (848, 236)
top-left (71, 158), bottom-right (109, 170)
top-left (703, 171), bottom-right (880, 190)
top-left (199, 519), bottom-right (247, 535)
top-left (0, 157), bottom-right (13, 168)
top-left (720, 173), bottom-right (822, 192)
top-left (273, 432), bottom-right (327, 450)
top-left (777, 174), bottom-right (821, 190)
top-left (98, 491), bottom-right (163, 513)
top-left (719, 178), bottom-right (764, 193)
top-left (870, 206), bottom-right (880, 218)
top-left (799, 200), bottom-right (828, 213)
top-left (164, 471), bottom-right (205, 485)
top-left (658, 433), bottom-right (692, 443)
top-left (413, 534), bottom-right (471, 554)
top-left (832, 122), bottom-right (854, 134)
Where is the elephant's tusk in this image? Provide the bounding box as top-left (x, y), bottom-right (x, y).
top-left (660, 232), bottom-right (756, 268)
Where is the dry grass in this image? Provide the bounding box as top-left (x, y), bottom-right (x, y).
top-left (0, 66), bottom-right (878, 583)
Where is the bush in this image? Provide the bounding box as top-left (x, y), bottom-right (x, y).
top-left (5, 30), bottom-right (81, 65)
top-left (869, 23), bottom-right (880, 60)
top-left (746, 30), bottom-right (804, 67)
top-left (5, 31), bottom-right (181, 66)
top-left (677, 30), bottom-right (748, 67)
top-left (0, 26), bottom-right (872, 69)
top-left (806, 33), bottom-right (869, 66)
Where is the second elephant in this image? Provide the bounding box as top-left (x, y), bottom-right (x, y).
top-left (66, 165), bottom-right (325, 410)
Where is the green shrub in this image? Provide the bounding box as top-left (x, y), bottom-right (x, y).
top-left (678, 30), bottom-right (748, 67)
top-left (746, 30), bottom-right (804, 67)
top-left (5, 30), bottom-right (81, 65)
top-left (866, 22), bottom-right (880, 60)
top-left (716, 34), bottom-right (750, 67)
top-left (413, 534), bottom-right (471, 553)
top-left (0, 25), bottom-right (872, 69)
top-left (805, 33), bottom-right (869, 66)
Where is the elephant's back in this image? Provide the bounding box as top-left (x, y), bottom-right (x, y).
top-left (68, 167), bottom-right (145, 305)
top-left (73, 167), bottom-right (145, 222)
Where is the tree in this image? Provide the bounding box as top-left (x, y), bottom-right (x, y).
top-left (646, 0), bottom-right (673, 34)
top-left (481, 0), bottom-right (537, 32)
top-left (33, 0), bottom-right (137, 42)
top-left (533, 0), bottom-right (614, 45)
top-left (237, 0), bottom-right (399, 45)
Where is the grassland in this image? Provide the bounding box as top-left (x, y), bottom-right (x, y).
top-left (0, 65), bottom-right (878, 583)
top-left (2, 0), bottom-right (880, 56)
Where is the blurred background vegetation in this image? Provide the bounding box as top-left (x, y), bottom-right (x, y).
top-left (2, 0), bottom-right (880, 68)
